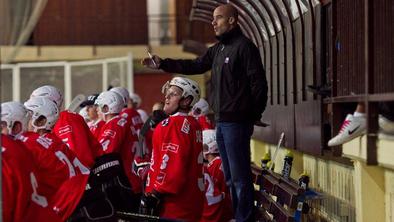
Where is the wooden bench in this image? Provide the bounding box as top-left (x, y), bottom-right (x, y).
top-left (252, 164), bottom-right (309, 222)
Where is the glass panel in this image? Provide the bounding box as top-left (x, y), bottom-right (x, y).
top-left (108, 62), bottom-right (122, 88)
top-left (108, 61), bottom-right (129, 89)
top-left (283, 0), bottom-right (308, 21)
top-left (1, 69), bottom-right (13, 101)
top-left (258, 5), bottom-right (276, 36)
top-left (20, 66), bottom-right (64, 102)
top-left (71, 65), bottom-right (103, 98)
top-left (259, 0), bottom-right (282, 32)
top-left (310, 0), bottom-right (320, 7)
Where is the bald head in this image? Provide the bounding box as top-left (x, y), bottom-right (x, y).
top-left (212, 4), bottom-right (239, 36)
top-left (216, 4), bottom-right (238, 21)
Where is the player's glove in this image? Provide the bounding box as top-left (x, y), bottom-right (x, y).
top-left (150, 110), bottom-right (168, 128)
top-left (139, 191), bottom-right (162, 216)
top-left (132, 155), bottom-right (150, 180)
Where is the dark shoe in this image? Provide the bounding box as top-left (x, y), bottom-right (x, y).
top-left (307, 84), bottom-right (331, 97)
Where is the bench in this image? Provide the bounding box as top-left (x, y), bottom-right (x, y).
top-left (252, 164), bottom-right (309, 222)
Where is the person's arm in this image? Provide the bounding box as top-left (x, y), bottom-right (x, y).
top-left (241, 42), bottom-right (268, 121)
top-left (157, 46), bottom-right (216, 74)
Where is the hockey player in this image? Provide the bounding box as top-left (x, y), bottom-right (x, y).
top-left (110, 87), bottom-right (144, 132)
top-left (130, 92), bottom-right (149, 122)
top-left (30, 85), bottom-right (101, 167)
top-left (1, 102), bottom-right (62, 222)
top-left (142, 77), bottom-right (204, 221)
top-left (94, 90), bottom-right (142, 212)
top-left (201, 129), bottom-right (233, 222)
top-left (21, 97), bottom-right (89, 202)
top-left (2, 134), bottom-right (62, 222)
top-left (80, 93), bottom-right (105, 138)
top-left (191, 98), bottom-right (215, 130)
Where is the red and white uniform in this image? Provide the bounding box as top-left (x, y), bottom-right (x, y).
top-left (97, 116), bottom-right (142, 194)
top-left (120, 108), bottom-right (144, 132)
top-left (202, 157), bottom-right (233, 222)
top-left (2, 135), bottom-right (61, 222)
top-left (146, 113), bottom-right (204, 221)
top-left (53, 111), bottom-right (102, 167)
top-left (88, 119), bottom-right (105, 138)
top-left (197, 115), bottom-right (214, 130)
top-left (17, 132), bottom-right (89, 204)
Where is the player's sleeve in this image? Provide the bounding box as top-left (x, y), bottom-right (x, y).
top-left (151, 123), bottom-right (192, 194)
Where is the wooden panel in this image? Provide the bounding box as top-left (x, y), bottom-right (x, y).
top-left (373, 0), bottom-right (394, 93)
top-left (334, 0), bottom-right (365, 96)
top-left (295, 100), bottom-right (323, 155)
top-left (33, 0), bottom-right (148, 45)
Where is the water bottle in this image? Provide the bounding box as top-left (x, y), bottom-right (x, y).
top-left (281, 150), bottom-right (293, 179)
top-left (261, 152), bottom-right (271, 170)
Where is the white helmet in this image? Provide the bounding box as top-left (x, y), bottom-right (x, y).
top-left (162, 77), bottom-right (200, 106)
top-left (30, 85), bottom-right (63, 108)
top-left (110, 87), bottom-right (129, 107)
top-left (137, 109), bottom-right (149, 122)
top-left (203, 129), bottom-right (219, 155)
top-left (95, 91), bottom-right (123, 115)
top-left (130, 93), bottom-right (142, 108)
top-left (191, 98), bottom-right (209, 117)
top-left (24, 97), bottom-right (59, 132)
top-left (1, 101), bottom-right (29, 135)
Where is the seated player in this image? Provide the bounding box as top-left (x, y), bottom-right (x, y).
top-left (142, 77), bottom-right (204, 221)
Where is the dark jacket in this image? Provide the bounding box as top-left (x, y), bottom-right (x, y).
top-left (160, 26), bottom-right (267, 123)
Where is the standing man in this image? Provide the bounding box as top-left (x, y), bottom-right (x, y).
top-left (142, 4), bottom-right (267, 221)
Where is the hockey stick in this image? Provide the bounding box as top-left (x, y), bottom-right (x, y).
top-left (269, 132), bottom-right (285, 171)
top-left (67, 94), bottom-right (86, 112)
top-left (117, 211), bottom-right (182, 222)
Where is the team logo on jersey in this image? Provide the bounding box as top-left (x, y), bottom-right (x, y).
top-left (117, 118), bottom-right (127, 127)
top-left (156, 171), bottom-right (166, 185)
top-left (103, 129), bottom-right (116, 138)
top-left (36, 136), bottom-right (53, 149)
top-left (181, 118), bottom-right (190, 134)
top-left (121, 113), bottom-right (129, 119)
top-left (58, 125), bottom-right (72, 136)
top-left (132, 116), bottom-right (143, 125)
top-left (161, 143), bottom-right (179, 153)
top-left (160, 154), bottom-right (169, 170)
top-left (15, 134), bottom-right (28, 142)
top-left (162, 118), bottom-right (169, 126)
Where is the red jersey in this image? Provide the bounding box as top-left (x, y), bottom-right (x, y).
top-left (2, 135), bottom-right (61, 222)
top-left (17, 132), bottom-right (89, 204)
top-left (120, 108), bottom-right (144, 131)
top-left (146, 113), bottom-right (204, 221)
top-left (202, 157), bottom-right (233, 222)
top-left (89, 119), bottom-right (105, 139)
top-left (51, 174), bottom-right (89, 220)
top-left (97, 116), bottom-right (142, 193)
top-left (53, 110), bottom-right (102, 167)
top-left (197, 115), bottom-right (214, 130)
